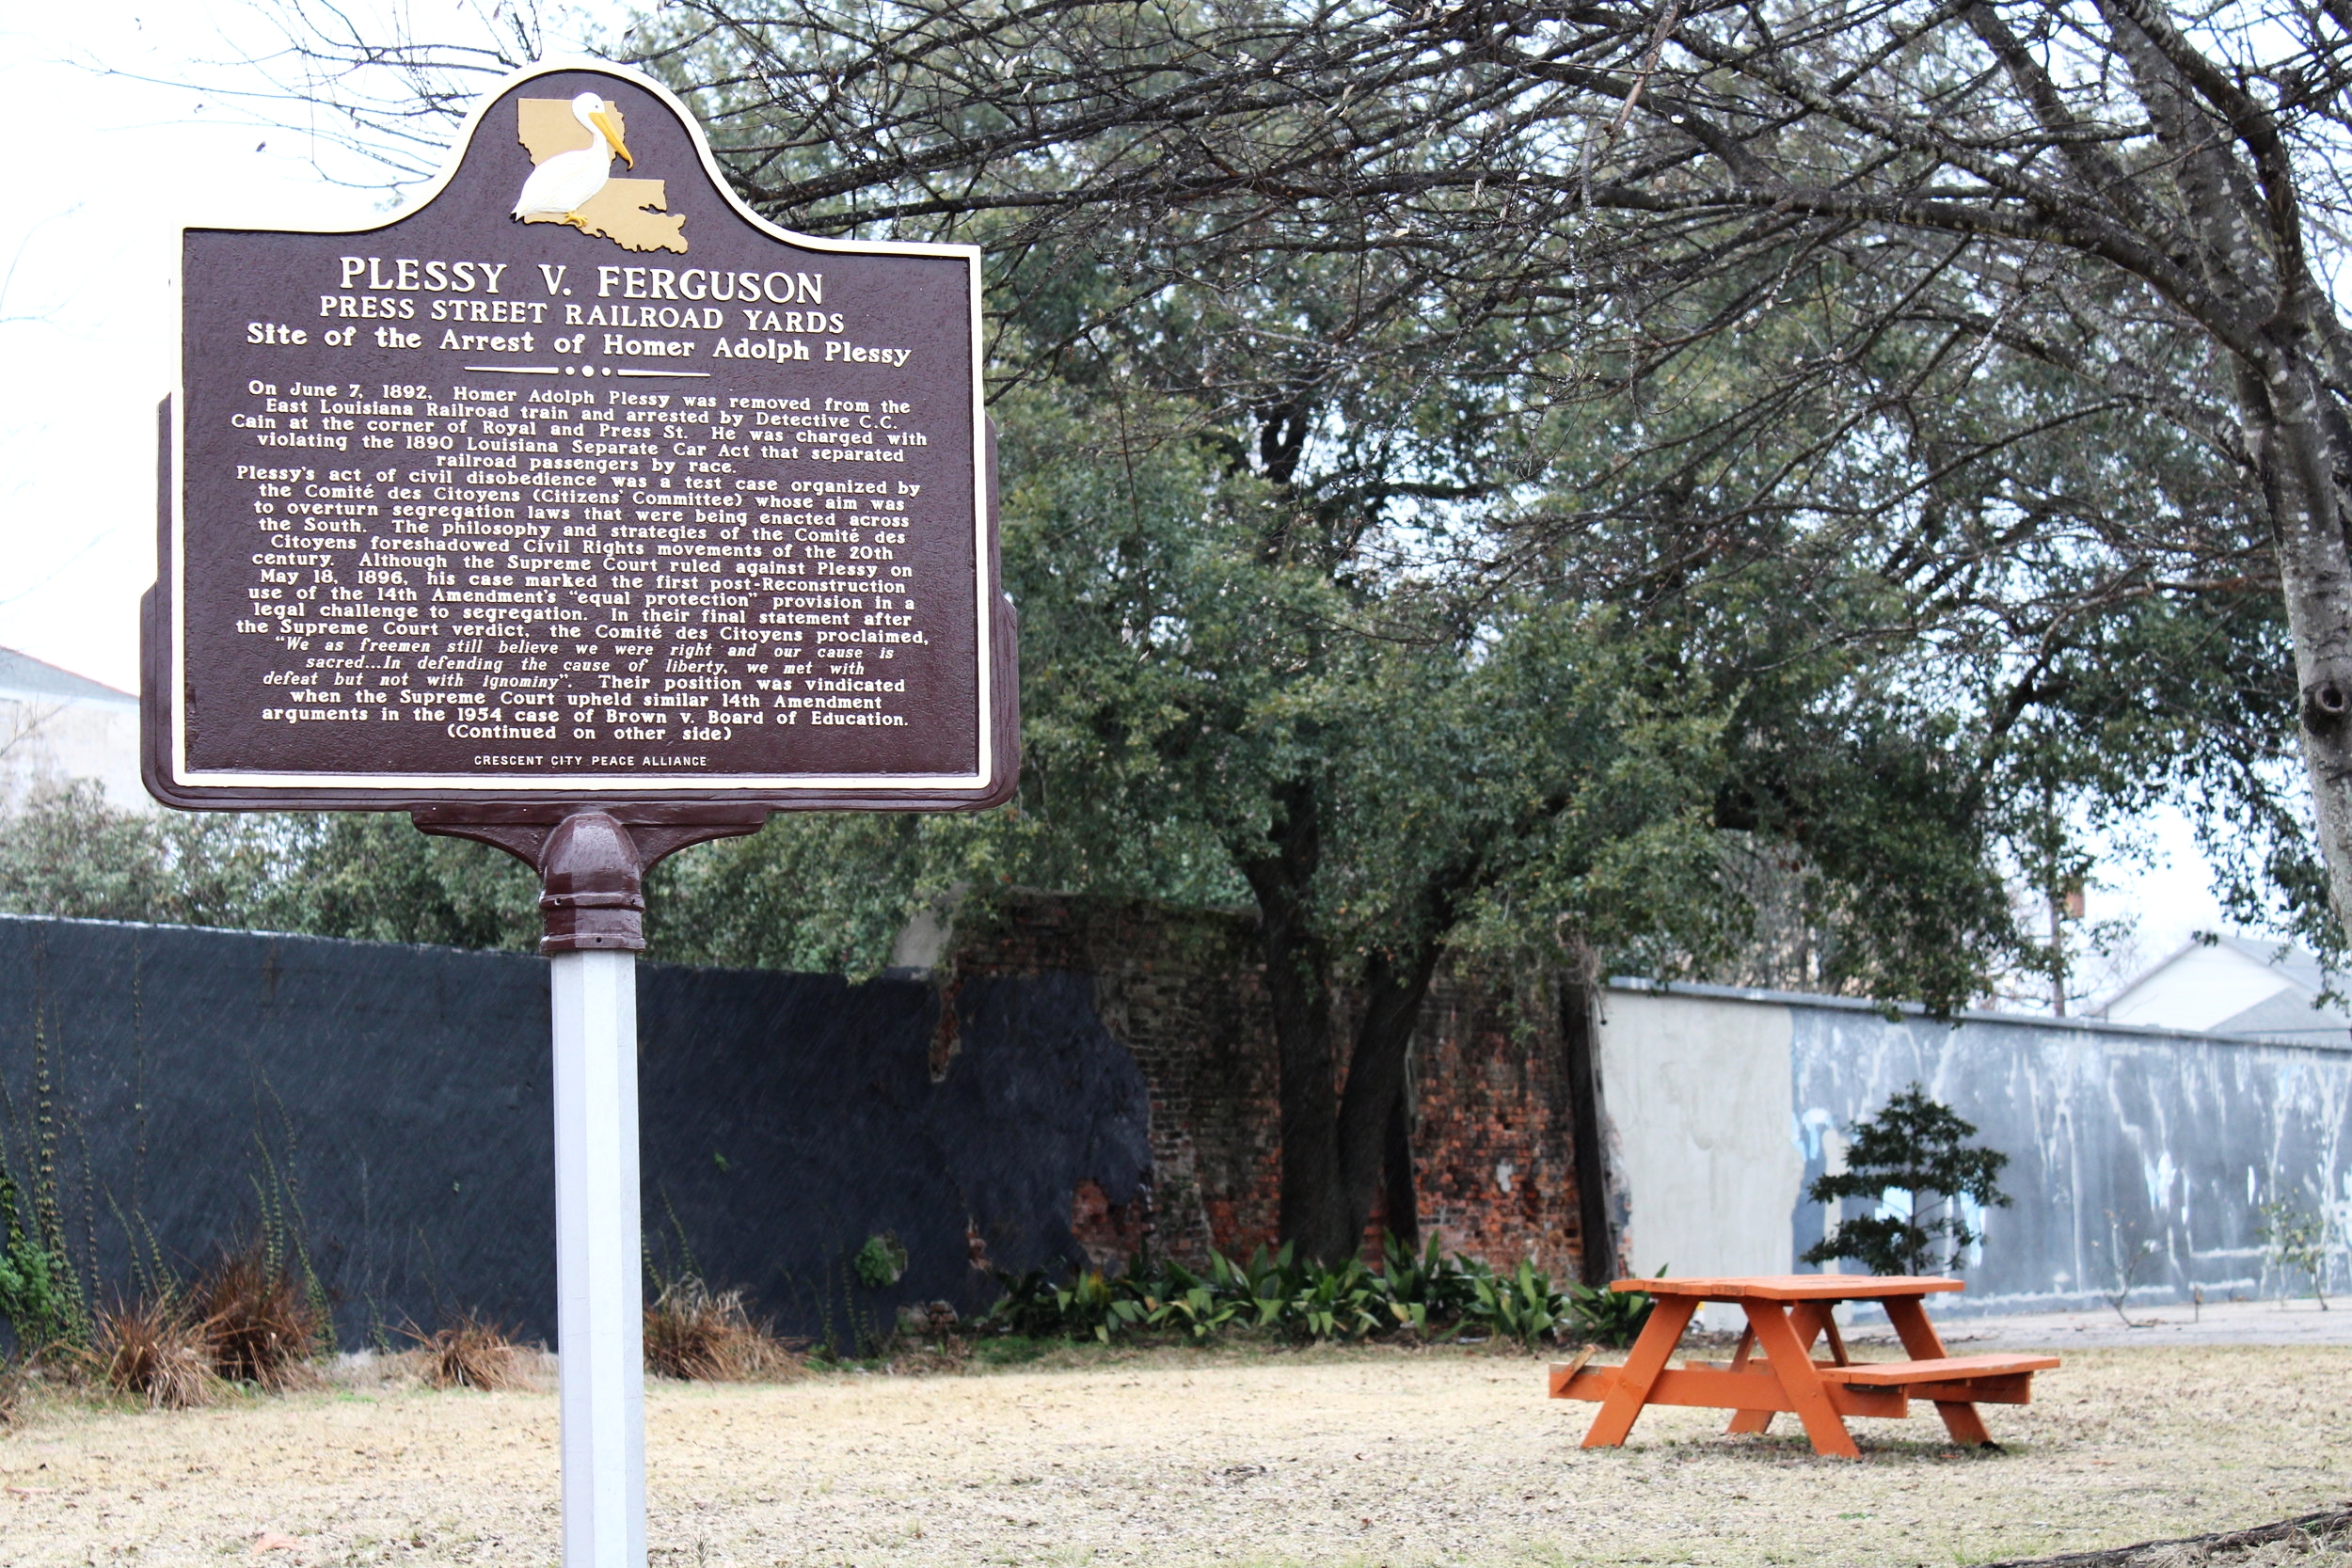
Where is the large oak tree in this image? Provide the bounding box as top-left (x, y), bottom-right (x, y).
top-left (184, 0), bottom-right (2312, 1261)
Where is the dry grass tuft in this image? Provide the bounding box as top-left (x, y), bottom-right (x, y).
top-left (644, 1276), bottom-right (803, 1382)
top-left (87, 1295), bottom-right (223, 1410)
top-left (408, 1310), bottom-right (527, 1391)
top-left (196, 1240), bottom-right (325, 1392)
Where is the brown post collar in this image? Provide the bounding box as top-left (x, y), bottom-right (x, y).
top-left (414, 804), bottom-right (769, 955)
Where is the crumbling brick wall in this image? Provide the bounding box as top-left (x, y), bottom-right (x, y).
top-left (946, 895), bottom-right (1275, 1268)
top-left (1387, 978), bottom-right (1586, 1274)
top-left (947, 893), bottom-right (1593, 1277)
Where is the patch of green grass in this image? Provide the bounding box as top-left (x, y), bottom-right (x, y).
top-left (971, 1335), bottom-right (1054, 1367)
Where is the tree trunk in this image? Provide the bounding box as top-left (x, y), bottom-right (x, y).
top-left (1235, 779), bottom-right (1458, 1265)
top-left (1561, 972), bottom-right (1619, 1290)
top-left (2249, 357), bottom-right (2352, 931)
top-left (1380, 1074), bottom-right (1419, 1252)
top-left (2105, 4), bottom-right (2352, 932)
top-left (1236, 780), bottom-right (1349, 1260)
top-left (1324, 942), bottom-right (1445, 1262)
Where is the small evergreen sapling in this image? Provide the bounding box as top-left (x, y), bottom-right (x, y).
top-left (1802, 1085), bottom-right (2012, 1275)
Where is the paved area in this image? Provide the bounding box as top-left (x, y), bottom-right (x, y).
top-left (1861, 1296), bottom-right (2352, 1351)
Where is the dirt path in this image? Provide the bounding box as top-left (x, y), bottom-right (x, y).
top-left (1, 1342), bottom-right (2345, 1566)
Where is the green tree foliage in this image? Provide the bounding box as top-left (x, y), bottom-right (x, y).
top-left (80, 0), bottom-right (2323, 1261)
top-left (1803, 1086), bottom-right (2013, 1276)
top-left (0, 782), bottom-right (293, 929)
top-left (0, 784), bottom-right (536, 952)
top-left (268, 815), bottom-right (538, 950)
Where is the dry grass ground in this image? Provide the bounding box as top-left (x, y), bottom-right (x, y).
top-left (0, 1341), bottom-right (2344, 1567)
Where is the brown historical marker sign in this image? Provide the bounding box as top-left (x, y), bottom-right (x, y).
top-left (144, 60), bottom-right (1014, 812)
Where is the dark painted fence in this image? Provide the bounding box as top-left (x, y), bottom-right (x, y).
top-left (0, 914), bottom-right (1150, 1351)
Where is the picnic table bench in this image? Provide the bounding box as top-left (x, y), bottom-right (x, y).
top-left (1549, 1275), bottom-right (2057, 1459)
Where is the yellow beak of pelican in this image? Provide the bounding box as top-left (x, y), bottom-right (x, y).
top-left (591, 107), bottom-right (633, 168)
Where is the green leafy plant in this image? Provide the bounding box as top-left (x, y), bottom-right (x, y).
top-left (1565, 1267), bottom-right (1662, 1347)
top-left (850, 1233), bottom-right (909, 1291)
top-left (1379, 1233), bottom-right (1479, 1335)
top-left (1463, 1259), bottom-right (1569, 1348)
top-left (981, 1268), bottom-right (1071, 1338)
top-left (979, 1261), bottom-right (1153, 1344)
top-left (1282, 1256), bottom-right (1389, 1341)
top-left (1136, 1259), bottom-right (1245, 1341)
top-left (1056, 1268), bottom-right (1150, 1344)
top-left (1802, 1085), bottom-right (2011, 1275)
top-left (2258, 1198), bottom-right (2331, 1309)
top-left (0, 1226), bottom-right (80, 1359)
top-left (0, 1006), bottom-right (89, 1358)
top-left (976, 1235), bottom-right (1602, 1348)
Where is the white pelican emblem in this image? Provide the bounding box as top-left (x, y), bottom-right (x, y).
top-left (512, 93), bottom-right (634, 232)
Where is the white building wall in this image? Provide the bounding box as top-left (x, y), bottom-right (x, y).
top-left (2101, 942), bottom-right (2298, 1033)
top-left (1, 686), bottom-right (145, 809)
top-left (1594, 989), bottom-right (1804, 1327)
top-left (1593, 979), bottom-right (2352, 1316)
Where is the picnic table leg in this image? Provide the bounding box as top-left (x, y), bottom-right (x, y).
top-left (1724, 1322), bottom-right (1769, 1433)
top-left (1725, 1300), bottom-right (1833, 1435)
top-left (1580, 1295), bottom-right (1698, 1449)
top-left (1743, 1301), bottom-right (1861, 1459)
top-left (1880, 1295), bottom-right (1995, 1448)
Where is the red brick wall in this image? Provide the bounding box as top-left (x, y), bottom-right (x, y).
top-left (1386, 981), bottom-right (1585, 1272)
top-left (948, 894), bottom-right (1593, 1277)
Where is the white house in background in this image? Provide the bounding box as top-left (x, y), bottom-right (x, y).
top-left (0, 647), bottom-right (145, 810)
top-left (2098, 934), bottom-right (2350, 1045)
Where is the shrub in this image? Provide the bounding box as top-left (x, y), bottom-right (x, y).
top-left (981, 1267), bottom-right (1072, 1339)
top-left (644, 1276), bottom-right (803, 1381)
top-left (2258, 1198), bottom-right (2331, 1307)
top-left (1051, 1267), bottom-right (1151, 1344)
top-left (851, 1234), bottom-right (910, 1290)
top-left (0, 1228), bottom-right (82, 1360)
top-left (1464, 1259), bottom-right (1568, 1348)
top-left (1380, 1234), bottom-right (1481, 1334)
top-left (409, 1309), bottom-right (526, 1391)
top-left (0, 1080), bottom-right (89, 1358)
top-left (1136, 1259), bottom-right (1247, 1341)
top-left (1802, 1085), bottom-right (2011, 1275)
top-left (87, 1294), bottom-right (221, 1409)
top-left (1565, 1269), bottom-right (1661, 1347)
top-left (978, 1236), bottom-right (1593, 1348)
top-left (197, 1238), bottom-right (325, 1391)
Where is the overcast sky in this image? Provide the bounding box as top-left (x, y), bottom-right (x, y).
top-left (0, 1), bottom-right (2247, 988)
top-left (1, 8), bottom-right (377, 691)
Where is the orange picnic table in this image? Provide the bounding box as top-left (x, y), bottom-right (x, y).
top-left (1549, 1275), bottom-right (2057, 1459)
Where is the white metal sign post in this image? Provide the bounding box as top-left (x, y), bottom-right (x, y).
top-left (544, 811), bottom-right (652, 1563)
top-left (553, 947), bottom-right (644, 1562)
top-left (555, 947), bottom-right (644, 1561)
top-left (409, 804), bottom-right (763, 1563)
top-left (420, 803), bottom-right (779, 1568)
